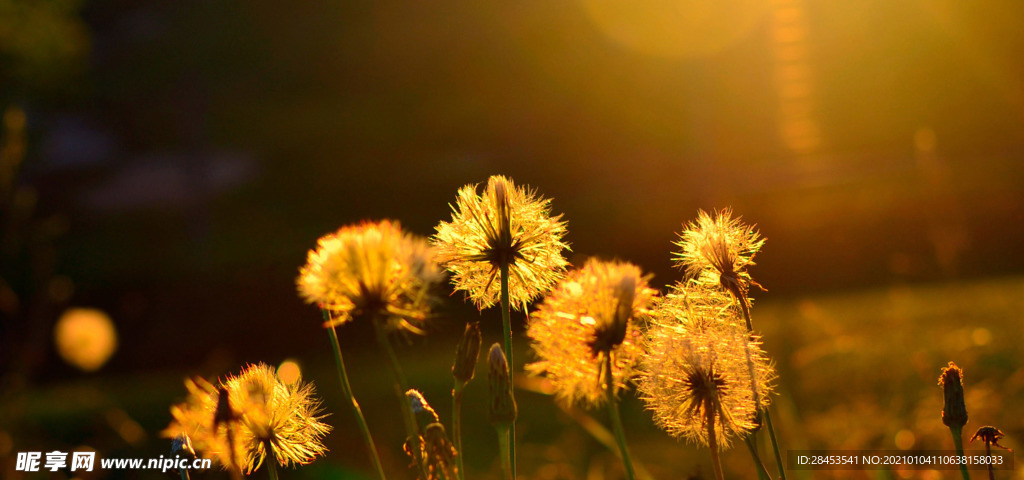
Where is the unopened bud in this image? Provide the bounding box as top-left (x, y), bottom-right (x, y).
top-left (487, 343), bottom-right (517, 428)
top-left (452, 321), bottom-right (482, 386)
top-left (406, 389), bottom-right (440, 431)
top-left (938, 362), bottom-right (968, 428)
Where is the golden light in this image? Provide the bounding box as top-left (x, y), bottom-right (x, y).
top-left (580, 0), bottom-right (767, 59)
top-left (54, 307), bottom-right (117, 372)
top-left (894, 429), bottom-right (916, 449)
top-left (277, 359), bottom-right (302, 385)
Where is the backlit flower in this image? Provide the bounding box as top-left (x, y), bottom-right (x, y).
top-left (525, 259), bottom-right (656, 407)
top-left (298, 220), bottom-right (441, 332)
top-left (638, 313), bottom-right (773, 448)
top-left (433, 175), bottom-right (569, 310)
top-left (673, 208), bottom-right (765, 300)
top-left (166, 364), bottom-right (331, 473)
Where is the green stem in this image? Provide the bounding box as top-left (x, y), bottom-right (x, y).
top-left (706, 400), bottom-right (725, 480)
top-left (604, 354), bottom-right (636, 480)
top-left (735, 293), bottom-right (787, 480)
top-left (324, 311), bottom-right (387, 480)
top-left (762, 410), bottom-right (785, 480)
top-left (496, 426), bottom-right (513, 480)
top-left (985, 440), bottom-right (993, 480)
top-left (265, 442), bottom-right (280, 480)
top-left (744, 436), bottom-right (771, 480)
top-left (374, 319), bottom-right (430, 480)
top-left (179, 466), bottom-right (191, 480)
top-left (499, 262), bottom-right (517, 479)
top-left (453, 383), bottom-right (466, 480)
top-left (948, 426), bottom-right (970, 480)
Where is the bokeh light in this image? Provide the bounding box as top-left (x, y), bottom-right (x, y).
top-left (53, 307), bottom-right (118, 372)
top-left (277, 359), bottom-right (302, 385)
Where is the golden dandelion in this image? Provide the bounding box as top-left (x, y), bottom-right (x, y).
top-left (654, 281), bottom-right (747, 333)
top-left (638, 319), bottom-right (773, 449)
top-left (433, 175), bottom-right (570, 310)
top-left (525, 259), bottom-right (657, 407)
top-left (297, 220), bottom-right (441, 332)
top-left (672, 208), bottom-right (765, 301)
top-left (166, 363), bottom-right (331, 473)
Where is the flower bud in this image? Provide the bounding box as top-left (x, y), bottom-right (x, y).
top-left (487, 343), bottom-right (517, 428)
top-left (938, 362), bottom-right (968, 428)
top-left (452, 321), bottom-right (482, 386)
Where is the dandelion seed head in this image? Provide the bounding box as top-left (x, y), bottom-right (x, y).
top-left (433, 175), bottom-right (570, 310)
top-left (638, 321), bottom-right (773, 449)
top-left (297, 220), bottom-right (442, 332)
top-left (166, 364), bottom-right (331, 473)
top-left (673, 208), bottom-right (765, 298)
top-left (525, 259), bottom-right (657, 407)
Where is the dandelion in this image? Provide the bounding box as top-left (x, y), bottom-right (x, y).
top-left (971, 426), bottom-right (1011, 480)
top-left (639, 319), bottom-right (773, 480)
top-left (298, 219), bottom-right (442, 333)
top-left (433, 175), bottom-right (569, 311)
top-left (298, 220), bottom-right (441, 480)
top-left (672, 208), bottom-right (765, 311)
top-left (434, 175), bottom-right (569, 477)
top-left (525, 259), bottom-right (656, 407)
top-left (166, 364), bottom-right (331, 477)
top-left (450, 321), bottom-right (481, 478)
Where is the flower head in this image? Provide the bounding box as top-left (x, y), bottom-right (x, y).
top-left (638, 314), bottom-right (773, 448)
top-left (525, 259), bottom-right (657, 407)
top-left (433, 175), bottom-right (570, 310)
top-left (166, 363), bottom-right (331, 473)
top-left (938, 361), bottom-right (968, 428)
top-left (298, 220), bottom-right (442, 332)
top-left (673, 208), bottom-right (765, 299)
top-left (971, 426), bottom-right (1011, 450)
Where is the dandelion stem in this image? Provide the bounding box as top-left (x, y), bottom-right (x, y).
top-left (744, 436), bottom-right (771, 480)
top-left (735, 293), bottom-right (787, 480)
top-left (374, 318), bottom-right (430, 480)
top-left (496, 425), bottom-right (513, 480)
top-left (604, 354), bottom-right (636, 480)
top-left (265, 442), bottom-right (280, 480)
top-left (985, 437), bottom-right (993, 480)
top-left (499, 261), bottom-right (517, 478)
top-left (453, 383), bottom-right (466, 480)
top-left (324, 311), bottom-right (388, 480)
top-left (705, 399), bottom-right (725, 480)
top-left (179, 467), bottom-right (190, 480)
top-left (948, 427), bottom-right (971, 480)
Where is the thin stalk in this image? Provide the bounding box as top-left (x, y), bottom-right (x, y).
top-left (374, 319), bottom-right (430, 480)
top-left (744, 436), bottom-right (771, 480)
top-left (453, 383), bottom-right (466, 480)
top-left (323, 311), bottom-right (387, 480)
top-left (496, 426), bottom-right (513, 480)
top-left (735, 293), bottom-right (786, 480)
top-left (265, 442), bottom-right (279, 480)
top-left (985, 440), bottom-right (993, 480)
top-left (499, 262), bottom-right (517, 478)
top-left (603, 354), bottom-right (636, 480)
top-left (179, 467), bottom-right (190, 480)
top-left (705, 400), bottom-right (725, 480)
top-left (948, 427), bottom-right (971, 480)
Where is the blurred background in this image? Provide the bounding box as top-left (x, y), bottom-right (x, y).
top-left (2, 0), bottom-right (1023, 478)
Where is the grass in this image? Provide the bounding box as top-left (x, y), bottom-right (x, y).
top-left (4, 275), bottom-right (1024, 479)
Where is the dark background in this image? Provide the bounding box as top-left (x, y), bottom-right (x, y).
top-left (2, 0), bottom-right (1023, 478)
